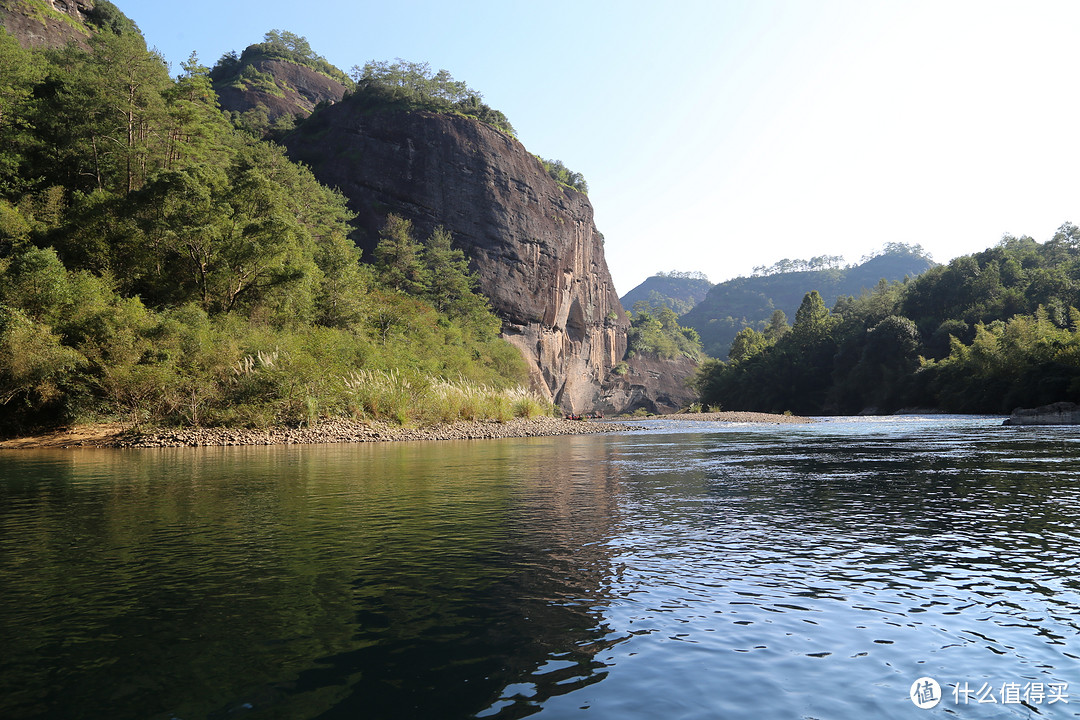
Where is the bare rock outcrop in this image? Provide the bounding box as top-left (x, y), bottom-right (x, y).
top-left (0, 0), bottom-right (92, 49)
top-left (284, 107), bottom-right (630, 412)
top-left (214, 58), bottom-right (348, 125)
top-left (599, 354), bottom-right (699, 415)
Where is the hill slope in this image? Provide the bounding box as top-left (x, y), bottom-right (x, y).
top-left (682, 245), bottom-right (935, 358)
top-left (620, 272), bottom-right (713, 315)
top-left (0, 0), bottom-right (91, 49)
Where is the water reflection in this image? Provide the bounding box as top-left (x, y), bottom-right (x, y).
top-left (3, 418), bottom-right (1080, 719)
top-left (0, 436), bottom-right (630, 720)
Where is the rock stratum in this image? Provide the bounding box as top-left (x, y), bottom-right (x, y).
top-left (284, 106), bottom-right (639, 412)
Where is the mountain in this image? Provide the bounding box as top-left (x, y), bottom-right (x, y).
top-left (619, 272), bottom-right (713, 315)
top-left (682, 245), bottom-right (935, 358)
top-left (0, 10), bottom-right (697, 414)
top-left (283, 103), bottom-right (635, 411)
top-left (206, 43), bottom-right (696, 412)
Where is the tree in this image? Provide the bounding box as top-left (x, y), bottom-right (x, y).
top-left (728, 327), bottom-right (768, 363)
top-left (792, 290), bottom-right (833, 340)
top-left (32, 31), bottom-right (171, 195)
top-left (763, 309), bottom-right (790, 341)
top-left (162, 54), bottom-right (234, 171)
top-left (0, 29), bottom-right (44, 195)
top-left (374, 214), bottom-right (428, 296)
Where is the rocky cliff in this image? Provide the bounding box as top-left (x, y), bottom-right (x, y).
top-left (0, 0), bottom-right (92, 48)
top-left (213, 57), bottom-right (348, 125)
top-left (601, 355), bottom-right (699, 414)
top-left (284, 106), bottom-right (631, 411)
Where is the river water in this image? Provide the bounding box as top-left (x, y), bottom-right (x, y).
top-left (1, 416), bottom-right (1079, 719)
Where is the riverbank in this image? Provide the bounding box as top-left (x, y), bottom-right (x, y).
top-left (672, 411), bottom-right (814, 424)
top-left (0, 416), bottom-right (644, 449)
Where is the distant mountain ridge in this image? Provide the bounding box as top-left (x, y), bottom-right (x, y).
top-left (681, 245), bottom-right (935, 358)
top-left (620, 271), bottom-right (713, 316)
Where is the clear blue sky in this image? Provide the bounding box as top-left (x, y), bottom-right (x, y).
top-left (121, 0), bottom-right (1080, 296)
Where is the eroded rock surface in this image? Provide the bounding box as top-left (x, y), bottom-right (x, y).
top-left (214, 58), bottom-right (348, 124)
top-left (0, 0), bottom-right (92, 49)
top-left (599, 354), bottom-right (699, 415)
top-left (284, 108), bottom-right (630, 411)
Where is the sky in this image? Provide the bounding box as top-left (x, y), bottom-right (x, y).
top-left (120, 0), bottom-right (1080, 296)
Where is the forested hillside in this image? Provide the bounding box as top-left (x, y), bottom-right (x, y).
top-left (620, 271), bottom-right (713, 316)
top-left (693, 226), bottom-right (1080, 415)
top-left (0, 14), bottom-right (548, 434)
top-left (682, 244), bottom-right (934, 358)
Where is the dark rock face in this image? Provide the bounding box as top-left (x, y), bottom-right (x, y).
top-left (0, 0), bottom-right (92, 49)
top-left (214, 59), bottom-right (347, 124)
top-left (284, 107), bottom-right (631, 411)
top-left (600, 355), bottom-right (699, 415)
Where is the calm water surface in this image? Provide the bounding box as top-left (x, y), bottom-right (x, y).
top-left (1, 416), bottom-right (1079, 719)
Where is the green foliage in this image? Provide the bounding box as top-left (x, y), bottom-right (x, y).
top-left (210, 30), bottom-right (353, 90)
top-left (374, 214), bottom-right (500, 337)
top-left (626, 304), bottom-right (704, 361)
top-left (620, 271), bottom-right (713, 316)
top-left (346, 59), bottom-right (516, 136)
top-left (0, 34), bottom-right (531, 435)
top-left (682, 243), bottom-right (934, 358)
top-left (538, 157), bottom-right (587, 194)
top-left (694, 227), bottom-right (1080, 415)
top-left (85, 0), bottom-right (140, 36)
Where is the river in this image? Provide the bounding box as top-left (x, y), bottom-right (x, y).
top-left (1, 415), bottom-right (1078, 719)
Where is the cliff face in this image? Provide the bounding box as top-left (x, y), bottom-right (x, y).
top-left (0, 0), bottom-right (92, 49)
top-left (600, 355), bottom-right (699, 415)
top-left (214, 58), bottom-right (348, 124)
top-left (284, 107), bottom-right (630, 411)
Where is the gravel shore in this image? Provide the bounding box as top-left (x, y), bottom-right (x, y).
top-left (0, 417), bottom-right (642, 449)
top-left (670, 411), bottom-right (813, 424)
top-left (0, 411), bottom-right (813, 450)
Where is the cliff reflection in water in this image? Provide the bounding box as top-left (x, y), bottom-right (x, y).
top-left (285, 436), bottom-right (630, 720)
top-left (0, 435), bottom-right (631, 720)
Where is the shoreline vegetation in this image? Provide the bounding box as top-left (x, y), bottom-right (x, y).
top-left (0, 23), bottom-right (550, 439)
top-left (0, 411), bottom-right (814, 449)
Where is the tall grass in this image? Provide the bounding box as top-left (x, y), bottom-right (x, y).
top-left (343, 371), bottom-right (553, 425)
